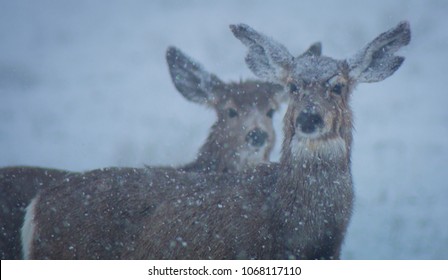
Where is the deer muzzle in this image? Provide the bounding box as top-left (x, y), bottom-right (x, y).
top-left (296, 111), bottom-right (324, 134)
top-left (246, 128), bottom-right (268, 147)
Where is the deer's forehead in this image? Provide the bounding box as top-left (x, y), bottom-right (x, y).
top-left (291, 56), bottom-right (346, 83)
top-left (217, 85), bottom-right (277, 109)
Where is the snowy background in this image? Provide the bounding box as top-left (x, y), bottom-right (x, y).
top-left (0, 0), bottom-right (447, 259)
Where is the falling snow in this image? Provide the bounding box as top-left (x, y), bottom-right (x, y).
top-left (0, 0), bottom-right (447, 260)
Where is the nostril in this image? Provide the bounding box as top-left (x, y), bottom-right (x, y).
top-left (296, 112), bottom-right (324, 134)
top-left (246, 128), bottom-right (268, 147)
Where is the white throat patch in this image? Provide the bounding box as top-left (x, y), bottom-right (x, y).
top-left (290, 135), bottom-right (346, 161)
top-left (236, 145), bottom-right (268, 170)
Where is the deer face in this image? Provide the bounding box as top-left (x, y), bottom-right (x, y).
top-left (213, 81), bottom-right (283, 167)
top-left (282, 56), bottom-right (353, 159)
top-left (231, 21), bottom-right (410, 162)
top-left (166, 46), bottom-right (286, 170)
top-left (287, 56), bottom-right (350, 140)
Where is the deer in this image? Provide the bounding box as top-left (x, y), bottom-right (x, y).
top-left (166, 46), bottom-right (288, 173)
top-left (1, 45), bottom-right (319, 259)
top-left (22, 21), bottom-right (410, 259)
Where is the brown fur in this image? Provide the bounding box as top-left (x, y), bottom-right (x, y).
top-left (166, 46), bottom-right (286, 173)
top-left (27, 66), bottom-right (355, 259)
top-left (1, 54), bottom-right (284, 260)
top-left (25, 22), bottom-right (410, 259)
top-left (181, 80), bottom-right (283, 172)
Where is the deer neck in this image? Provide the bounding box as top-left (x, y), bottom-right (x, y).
top-left (282, 145), bottom-right (352, 196)
top-left (274, 135), bottom-right (354, 258)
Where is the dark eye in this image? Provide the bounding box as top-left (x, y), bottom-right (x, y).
top-left (288, 83), bottom-right (298, 93)
top-left (330, 83), bottom-right (344, 95)
top-left (267, 108), bottom-right (275, 118)
top-left (227, 108), bottom-right (238, 118)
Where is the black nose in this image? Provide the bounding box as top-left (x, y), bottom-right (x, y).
top-left (296, 111), bottom-right (324, 134)
top-left (246, 128), bottom-right (268, 147)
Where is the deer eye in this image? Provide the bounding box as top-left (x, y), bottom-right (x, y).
top-left (227, 108), bottom-right (239, 118)
top-left (267, 108), bottom-right (275, 118)
top-left (330, 83), bottom-right (344, 95)
top-left (288, 83), bottom-right (298, 93)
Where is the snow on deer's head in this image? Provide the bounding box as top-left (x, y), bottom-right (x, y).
top-left (231, 21), bottom-right (410, 164)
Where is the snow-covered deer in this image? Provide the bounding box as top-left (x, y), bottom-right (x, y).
top-left (166, 46), bottom-right (288, 172)
top-left (22, 21), bottom-right (410, 259)
top-left (1, 45), bottom-right (309, 259)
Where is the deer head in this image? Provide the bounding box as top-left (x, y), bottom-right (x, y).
top-left (166, 46), bottom-right (286, 172)
top-left (230, 21), bottom-right (410, 166)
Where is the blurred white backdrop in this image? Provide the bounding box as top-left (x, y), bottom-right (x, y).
top-left (1, 0), bottom-right (447, 259)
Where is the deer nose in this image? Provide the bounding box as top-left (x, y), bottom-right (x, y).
top-left (296, 111), bottom-right (324, 134)
top-left (246, 128), bottom-right (268, 147)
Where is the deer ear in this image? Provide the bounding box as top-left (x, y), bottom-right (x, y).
top-left (166, 46), bottom-right (223, 105)
top-left (348, 21), bottom-right (411, 83)
top-left (230, 24), bottom-right (294, 83)
top-left (297, 42), bottom-right (322, 58)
